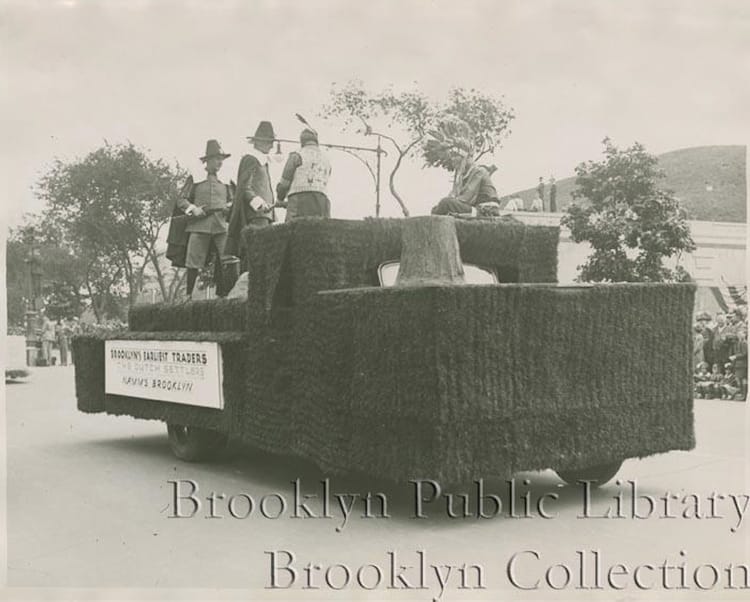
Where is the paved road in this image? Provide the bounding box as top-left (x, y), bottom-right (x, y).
top-left (5, 366), bottom-right (748, 600)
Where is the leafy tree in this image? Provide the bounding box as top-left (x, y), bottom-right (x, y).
top-left (145, 261), bottom-right (188, 304)
top-left (561, 138), bottom-right (695, 282)
top-left (6, 222), bottom-right (123, 325)
top-left (6, 225), bottom-right (78, 323)
top-left (34, 142), bottom-right (187, 316)
top-left (321, 80), bottom-right (437, 216)
top-left (322, 82), bottom-right (515, 215)
top-left (5, 235), bottom-right (31, 327)
top-left (33, 245), bottom-right (88, 319)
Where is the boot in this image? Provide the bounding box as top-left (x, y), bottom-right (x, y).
top-left (222, 257), bottom-right (241, 295)
top-left (186, 268), bottom-right (198, 297)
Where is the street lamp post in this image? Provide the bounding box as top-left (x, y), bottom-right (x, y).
top-left (375, 136), bottom-right (382, 217)
top-left (23, 228), bottom-right (44, 366)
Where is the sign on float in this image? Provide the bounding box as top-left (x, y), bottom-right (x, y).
top-left (105, 340), bottom-right (224, 409)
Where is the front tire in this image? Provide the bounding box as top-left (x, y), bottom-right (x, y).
top-left (555, 460), bottom-right (623, 488)
top-left (167, 423), bottom-right (228, 462)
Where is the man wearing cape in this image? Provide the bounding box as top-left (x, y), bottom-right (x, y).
top-left (165, 140), bottom-right (234, 297)
top-left (225, 121), bottom-right (276, 270)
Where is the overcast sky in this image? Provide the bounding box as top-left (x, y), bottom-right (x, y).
top-left (1, 0), bottom-right (748, 226)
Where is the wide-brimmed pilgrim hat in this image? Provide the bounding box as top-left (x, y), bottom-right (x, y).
top-left (200, 139), bottom-right (231, 162)
top-left (252, 121), bottom-right (276, 151)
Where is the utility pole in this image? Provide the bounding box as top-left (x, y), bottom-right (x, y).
top-left (375, 136), bottom-right (382, 217)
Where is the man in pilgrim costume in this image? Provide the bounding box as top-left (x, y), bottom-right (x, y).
top-left (276, 128), bottom-right (332, 220)
top-left (226, 121), bottom-right (276, 269)
top-left (175, 139), bottom-right (234, 297)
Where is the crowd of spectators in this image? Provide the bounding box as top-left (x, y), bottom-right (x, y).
top-left (693, 307), bottom-right (747, 401)
top-left (497, 176), bottom-right (557, 213)
top-left (19, 314), bottom-right (127, 367)
top-left (37, 315), bottom-right (78, 366)
top-left (75, 318), bottom-right (128, 337)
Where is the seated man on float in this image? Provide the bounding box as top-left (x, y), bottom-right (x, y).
top-left (431, 160), bottom-right (500, 216)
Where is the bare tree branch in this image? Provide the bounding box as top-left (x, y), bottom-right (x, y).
top-left (339, 148), bottom-right (377, 184)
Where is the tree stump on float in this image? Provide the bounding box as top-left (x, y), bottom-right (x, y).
top-left (395, 216), bottom-right (465, 286)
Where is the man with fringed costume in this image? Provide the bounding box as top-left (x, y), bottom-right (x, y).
top-left (276, 127), bottom-right (332, 220)
top-left (226, 121), bottom-right (276, 270)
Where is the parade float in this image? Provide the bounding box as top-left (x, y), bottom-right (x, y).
top-left (73, 215), bottom-right (696, 485)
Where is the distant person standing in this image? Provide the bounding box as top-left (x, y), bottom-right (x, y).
top-left (41, 315), bottom-right (56, 366)
top-left (697, 312), bottom-right (715, 367)
top-left (713, 313), bottom-right (733, 367)
top-left (536, 176), bottom-right (545, 208)
top-left (549, 176), bottom-right (557, 212)
top-left (530, 193), bottom-right (543, 212)
top-left (56, 319), bottom-right (70, 366)
top-left (693, 324), bottom-right (705, 368)
top-left (731, 325), bottom-right (747, 400)
top-left (69, 317), bottom-right (80, 365)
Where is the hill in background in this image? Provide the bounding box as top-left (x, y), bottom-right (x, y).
top-left (505, 145), bottom-right (746, 223)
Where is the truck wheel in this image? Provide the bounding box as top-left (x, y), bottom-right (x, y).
top-left (555, 460), bottom-right (623, 488)
top-left (166, 423), bottom-right (228, 462)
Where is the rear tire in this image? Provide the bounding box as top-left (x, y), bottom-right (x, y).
top-left (555, 460), bottom-right (623, 488)
top-left (167, 423), bottom-right (228, 462)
